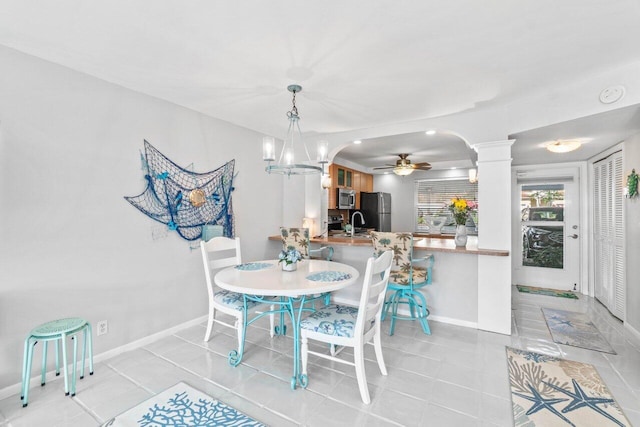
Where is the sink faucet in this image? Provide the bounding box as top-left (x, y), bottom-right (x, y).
top-left (351, 211), bottom-right (365, 237)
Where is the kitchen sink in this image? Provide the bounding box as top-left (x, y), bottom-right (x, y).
top-left (330, 233), bottom-right (372, 239)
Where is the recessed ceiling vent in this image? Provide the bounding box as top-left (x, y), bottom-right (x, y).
top-left (599, 85), bottom-right (625, 104)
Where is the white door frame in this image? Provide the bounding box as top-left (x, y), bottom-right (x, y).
top-left (511, 162), bottom-right (589, 294)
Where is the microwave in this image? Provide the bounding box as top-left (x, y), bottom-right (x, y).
top-left (337, 188), bottom-right (356, 209)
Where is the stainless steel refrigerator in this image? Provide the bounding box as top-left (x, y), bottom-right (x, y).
top-left (360, 192), bottom-right (392, 231)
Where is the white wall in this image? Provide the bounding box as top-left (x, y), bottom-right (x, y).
top-left (624, 133), bottom-right (640, 334)
top-left (0, 45), bottom-right (282, 388)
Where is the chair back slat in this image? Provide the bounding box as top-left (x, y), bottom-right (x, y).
top-left (355, 250), bottom-right (393, 334)
top-left (200, 237), bottom-right (242, 286)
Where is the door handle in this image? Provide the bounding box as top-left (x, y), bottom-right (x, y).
top-left (567, 234), bottom-right (578, 239)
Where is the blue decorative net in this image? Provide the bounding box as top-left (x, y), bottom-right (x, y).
top-left (125, 140), bottom-right (235, 241)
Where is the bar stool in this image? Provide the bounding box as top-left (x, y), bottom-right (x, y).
top-left (21, 318), bottom-right (94, 407)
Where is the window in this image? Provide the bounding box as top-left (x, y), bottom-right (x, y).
top-left (415, 178), bottom-right (478, 233)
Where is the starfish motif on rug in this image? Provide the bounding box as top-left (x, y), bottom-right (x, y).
top-left (513, 383), bottom-right (573, 425)
top-left (545, 379), bottom-right (625, 426)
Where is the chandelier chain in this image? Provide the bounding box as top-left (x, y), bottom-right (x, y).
top-left (288, 89), bottom-right (299, 118)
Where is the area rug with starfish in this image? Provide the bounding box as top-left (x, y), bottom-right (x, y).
top-left (542, 307), bottom-right (616, 354)
top-left (101, 382), bottom-right (265, 426)
top-left (516, 285), bottom-right (578, 299)
top-left (506, 347), bottom-right (630, 426)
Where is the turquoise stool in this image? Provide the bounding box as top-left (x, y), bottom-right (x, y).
top-left (21, 318), bottom-right (94, 407)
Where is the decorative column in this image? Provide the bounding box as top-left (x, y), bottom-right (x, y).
top-left (472, 140), bottom-right (514, 335)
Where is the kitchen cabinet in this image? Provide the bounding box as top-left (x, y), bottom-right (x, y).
top-left (327, 163), bottom-right (372, 209)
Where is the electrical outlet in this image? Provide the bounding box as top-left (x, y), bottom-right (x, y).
top-left (97, 320), bottom-right (108, 336)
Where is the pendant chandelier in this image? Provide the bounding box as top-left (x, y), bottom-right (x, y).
top-left (262, 85), bottom-right (328, 176)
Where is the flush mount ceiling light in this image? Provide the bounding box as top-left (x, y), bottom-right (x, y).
top-left (425, 130), bottom-right (436, 135)
top-left (353, 140), bottom-right (362, 145)
top-left (545, 139), bottom-right (582, 154)
top-left (262, 85), bottom-right (327, 176)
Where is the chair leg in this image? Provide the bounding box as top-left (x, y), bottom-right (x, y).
top-left (269, 304), bottom-right (275, 338)
top-left (411, 290), bottom-right (431, 335)
top-left (204, 304), bottom-right (216, 342)
top-left (21, 336), bottom-right (31, 402)
top-left (373, 323), bottom-right (388, 376)
top-left (301, 335), bottom-right (309, 376)
top-left (354, 345), bottom-right (371, 404)
top-left (389, 291), bottom-right (400, 336)
top-left (235, 315), bottom-right (243, 351)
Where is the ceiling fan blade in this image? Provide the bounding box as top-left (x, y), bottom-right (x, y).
top-left (412, 162), bottom-right (432, 168)
top-left (373, 166), bottom-right (395, 170)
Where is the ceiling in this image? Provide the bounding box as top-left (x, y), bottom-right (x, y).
top-left (1, 1), bottom-right (640, 168)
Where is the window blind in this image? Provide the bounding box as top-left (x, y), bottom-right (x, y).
top-left (414, 178), bottom-right (478, 231)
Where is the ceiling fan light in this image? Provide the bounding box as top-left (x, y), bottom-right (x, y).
top-left (393, 166), bottom-right (414, 176)
top-left (546, 140), bottom-right (581, 153)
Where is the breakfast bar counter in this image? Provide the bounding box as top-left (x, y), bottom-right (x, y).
top-left (268, 234), bottom-right (509, 257)
top-left (268, 233), bottom-right (510, 330)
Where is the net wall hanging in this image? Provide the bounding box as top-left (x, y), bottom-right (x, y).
top-left (124, 140), bottom-right (236, 241)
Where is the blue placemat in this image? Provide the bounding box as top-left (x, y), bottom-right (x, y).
top-left (306, 271), bottom-right (353, 282)
top-left (235, 262), bottom-right (273, 271)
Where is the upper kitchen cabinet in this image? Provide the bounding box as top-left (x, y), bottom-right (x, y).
top-left (327, 163), bottom-right (373, 209)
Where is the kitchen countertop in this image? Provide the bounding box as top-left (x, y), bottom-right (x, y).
top-left (268, 234), bottom-right (509, 257)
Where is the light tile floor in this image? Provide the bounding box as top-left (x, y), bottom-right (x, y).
top-left (1, 287), bottom-right (639, 426)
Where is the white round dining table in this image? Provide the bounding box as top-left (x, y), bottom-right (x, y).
top-left (214, 259), bottom-right (359, 389)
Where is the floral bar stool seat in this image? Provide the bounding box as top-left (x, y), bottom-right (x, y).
top-left (371, 231), bottom-right (434, 335)
top-left (21, 317), bottom-right (94, 407)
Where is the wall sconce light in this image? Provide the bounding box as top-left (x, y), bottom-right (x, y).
top-left (469, 168), bottom-right (478, 184)
top-left (302, 217), bottom-right (315, 235)
top-left (321, 174), bottom-right (332, 189)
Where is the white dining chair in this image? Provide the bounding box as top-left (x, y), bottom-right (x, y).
top-left (299, 250), bottom-right (393, 404)
top-left (200, 237), bottom-right (274, 347)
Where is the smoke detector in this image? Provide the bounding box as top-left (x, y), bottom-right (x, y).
top-left (599, 85), bottom-right (625, 104)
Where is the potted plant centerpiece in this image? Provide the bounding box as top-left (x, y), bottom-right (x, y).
top-left (278, 248), bottom-right (302, 271)
top-left (448, 197), bottom-right (477, 247)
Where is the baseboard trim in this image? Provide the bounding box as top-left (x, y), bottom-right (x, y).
top-left (0, 315), bottom-right (207, 401)
top-left (332, 295), bottom-right (478, 329)
top-left (624, 322), bottom-right (640, 343)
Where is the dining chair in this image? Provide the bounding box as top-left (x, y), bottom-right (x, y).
top-left (200, 237), bottom-right (274, 347)
top-left (280, 227), bottom-right (333, 261)
top-left (299, 250), bottom-right (393, 404)
top-left (280, 227), bottom-right (334, 307)
top-left (371, 231), bottom-right (434, 335)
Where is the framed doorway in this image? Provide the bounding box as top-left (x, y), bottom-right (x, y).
top-left (513, 166), bottom-right (582, 291)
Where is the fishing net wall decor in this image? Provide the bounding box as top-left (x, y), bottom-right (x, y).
top-left (125, 140), bottom-right (236, 241)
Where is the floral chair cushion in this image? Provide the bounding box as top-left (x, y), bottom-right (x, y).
top-left (371, 231), bottom-right (432, 286)
top-left (213, 290), bottom-right (266, 311)
top-left (389, 266), bottom-right (429, 286)
top-left (300, 304), bottom-right (363, 338)
top-left (280, 227), bottom-right (310, 258)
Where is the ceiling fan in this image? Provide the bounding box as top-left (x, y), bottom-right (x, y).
top-left (373, 154), bottom-right (432, 176)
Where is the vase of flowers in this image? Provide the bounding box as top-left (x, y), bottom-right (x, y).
top-left (448, 197), bottom-right (477, 247)
top-left (278, 248), bottom-right (302, 271)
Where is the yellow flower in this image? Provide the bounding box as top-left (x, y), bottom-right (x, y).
top-left (454, 199), bottom-right (467, 210)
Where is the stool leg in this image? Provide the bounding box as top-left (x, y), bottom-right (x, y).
top-left (40, 341), bottom-right (48, 386)
top-left (61, 333), bottom-right (69, 396)
top-left (80, 327), bottom-right (87, 379)
top-left (55, 339), bottom-right (60, 376)
top-left (23, 338), bottom-right (36, 407)
top-left (21, 336), bottom-right (30, 401)
top-left (71, 335), bottom-right (78, 396)
top-left (86, 323), bottom-right (94, 375)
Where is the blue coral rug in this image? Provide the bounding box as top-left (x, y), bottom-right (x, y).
top-left (506, 347), bottom-right (630, 426)
top-left (542, 308), bottom-right (616, 354)
top-left (102, 382), bottom-right (265, 426)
